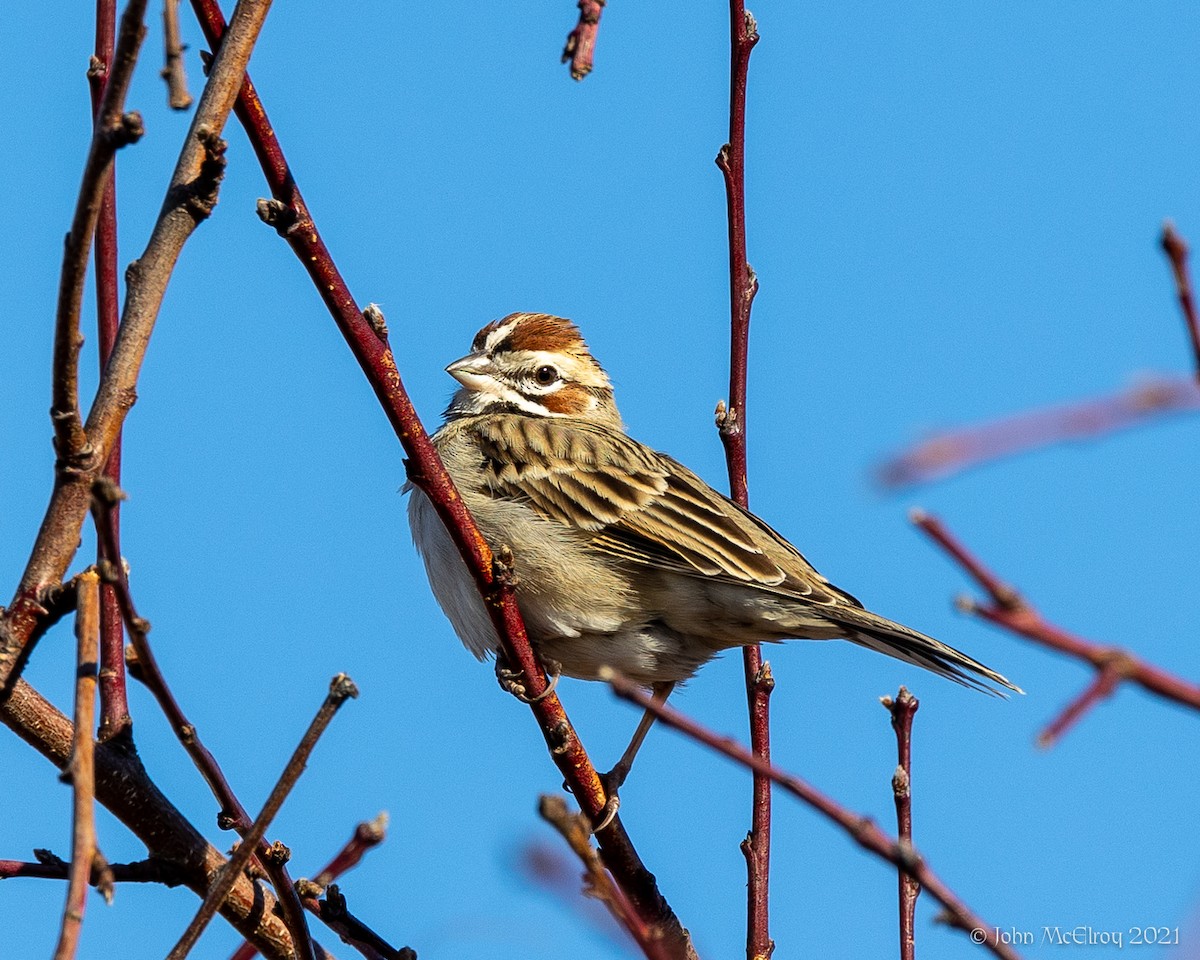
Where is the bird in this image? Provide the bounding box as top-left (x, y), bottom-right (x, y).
top-left (407, 312), bottom-right (1018, 790)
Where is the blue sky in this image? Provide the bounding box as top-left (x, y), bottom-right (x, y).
top-left (4, 3), bottom-right (1200, 958)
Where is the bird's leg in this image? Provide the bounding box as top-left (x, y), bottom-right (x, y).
top-left (600, 681), bottom-right (676, 797)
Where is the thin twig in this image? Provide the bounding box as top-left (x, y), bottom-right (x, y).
top-left (1, 854), bottom-right (185, 885)
top-left (161, 0), bottom-right (195, 108)
top-left (52, 571), bottom-right (102, 960)
top-left (561, 0), bottom-right (606, 80)
top-left (185, 3), bottom-right (696, 953)
top-left (89, 0), bottom-right (133, 746)
top-left (90, 483), bottom-right (316, 960)
top-left (298, 883), bottom-right (414, 960)
top-left (52, 0), bottom-right (147, 469)
top-left (714, 5), bottom-right (770, 958)
top-left (229, 813), bottom-right (390, 960)
top-left (912, 510), bottom-right (1200, 742)
top-left (1161, 221), bottom-right (1200, 383)
top-left (876, 377), bottom-right (1200, 489)
top-left (167, 675), bottom-right (358, 960)
top-left (1, 0), bottom-right (266, 693)
top-left (538, 796), bottom-right (672, 960)
top-left (601, 669), bottom-right (1023, 960)
top-left (882, 688), bottom-right (919, 960)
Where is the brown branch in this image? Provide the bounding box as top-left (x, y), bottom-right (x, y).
top-left (167, 675), bottom-right (358, 960)
top-left (912, 510), bottom-right (1200, 742)
top-left (91, 480), bottom-right (314, 959)
top-left (714, 5), bottom-right (770, 959)
top-left (539, 796), bottom-right (672, 960)
top-left (52, 572), bottom-right (103, 960)
top-left (602, 669), bottom-right (1024, 960)
top-left (229, 814), bottom-right (390, 960)
top-left (1, 678), bottom-right (307, 958)
top-left (88, 0), bottom-right (133, 746)
top-left (561, 0), bottom-right (606, 80)
top-left (186, 3), bottom-right (695, 954)
top-left (162, 0), bottom-right (195, 108)
top-left (52, 0), bottom-right (147, 471)
top-left (1, 853), bottom-right (185, 885)
top-left (876, 376), bottom-right (1200, 489)
top-left (882, 688), bottom-right (919, 960)
top-left (1, 0), bottom-right (265, 693)
top-left (1161, 221), bottom-right (1200, 382)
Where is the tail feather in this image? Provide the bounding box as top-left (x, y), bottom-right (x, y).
top-left (834, 608), bottom-right (1022, 697)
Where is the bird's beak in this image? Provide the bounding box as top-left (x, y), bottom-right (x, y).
top-left (445, 352), bottom-right (495, 390)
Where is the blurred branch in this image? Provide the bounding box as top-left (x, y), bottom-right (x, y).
top-left (602, 668), bottom-right (1024, 960)
top-left (52, 572), bottom-right (104, 960)
top-left (166, 675), bottom-right (358, 960)
top-left (912, 509), bottom-right (1200, 746)
top-left (1160, 221), bottom-right (1200, 383)
top-left (185, 2), bottom-right (696, 954)
top-left (562, 0), bottom-right (605, 80)
top-left (877, 376), bottom-right (1200, 489)
top-left (299, 883), bottom-right (415, 960)
top-left (161, 0), bottom-right (195, 109)
top-left (538, 796), bottom-right (670, 960)
top-left (882, 688), bottom-right (919, 960)
top-left (714, 4), bottom-right (771, 958)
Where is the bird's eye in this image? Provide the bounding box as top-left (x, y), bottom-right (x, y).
top-left (534, 365), bottom-right (559, 386)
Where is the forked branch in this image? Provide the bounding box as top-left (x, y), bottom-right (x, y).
top-left (912, 509), bottom-right (1200, 746)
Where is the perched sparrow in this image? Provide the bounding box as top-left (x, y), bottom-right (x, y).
top-left (408, 312), bottom-right (1018, 704)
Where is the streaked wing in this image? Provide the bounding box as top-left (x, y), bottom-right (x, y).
top-left (473, 415), bottom-right (849, 604)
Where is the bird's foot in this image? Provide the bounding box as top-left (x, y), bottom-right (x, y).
top-left (494, 653), bottom-right (561, 704)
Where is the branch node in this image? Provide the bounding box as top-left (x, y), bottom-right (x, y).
top-left (256, 197), bottom-right (298, 237)
top-left (363, 303), bottom-right (389, 341)
top-left (328, 673), bottom-right (360, 703)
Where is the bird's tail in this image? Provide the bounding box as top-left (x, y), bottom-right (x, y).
top-left (834, 606), bottom-right (1022, 696)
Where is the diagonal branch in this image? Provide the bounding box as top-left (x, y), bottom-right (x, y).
top-left (912, 509), bottom-right (1200, 745)
top-left (167, 675), bottom-right (358, 960)
top-left (185, 3), bottom-right (696, 954)
top-left (91, 481), bottom-right (315, 960)
top-left (1, 0), bottom-right (271, 693)
top-left (602, 668), bottom-right (1023, 960)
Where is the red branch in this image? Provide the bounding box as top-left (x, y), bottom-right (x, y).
top-left (877, 377), bottom-right (1200, 489)
top-left (714, 5), bottom-right (770, 958)
top-left (88, 0), bottom-right (132, 743)
top-left (882, 688), bottom-right (919, 960)
top-left (561, 1), bottom-right (606, 81)
top-left (912, 510), bottom-right (1200, 745)
top-left (187, 3), bottom-right (694, 954)
top-left (602, 669), bottom-right (1023, 960)
top-left (1161, 221), bottom-right (1200, 383)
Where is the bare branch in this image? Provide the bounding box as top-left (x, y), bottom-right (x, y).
top-left (1160, 221), bottom-right (1200, 382)
top-left (882, 688), bottom-right (920, 960)
top-left (877, 377), bottom-right (1200, 489)
top-left (714, 5), bottom-right (771, 957)
top-left (913, 510), bottom-right (1200, 741)
top-left (1, 854), bottom-right (185, 885)
top-left (602, 668), bottom-right (1024, 960)
top-left (185, 2), bottom-right (696, 952)
top-left (52, 571), bottom-right (102, 960)
top-left (161, 0), bottom-right (195, 109)
top-left (167, 675), bottom-right (357, 960)
top-left (562, 0), bottom-right (606, 80)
